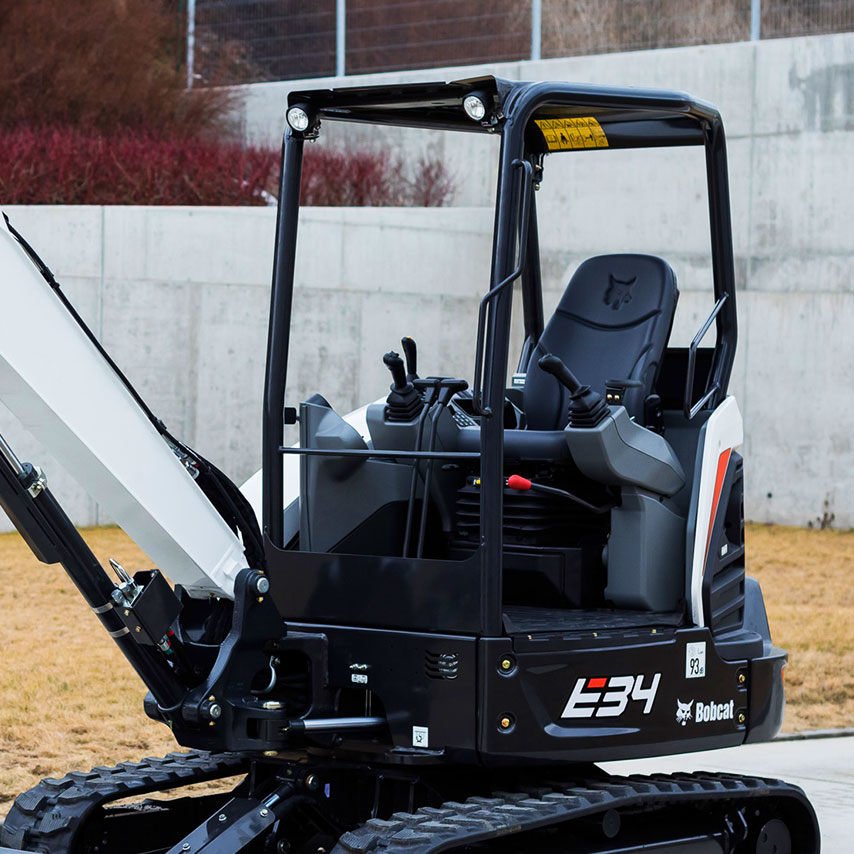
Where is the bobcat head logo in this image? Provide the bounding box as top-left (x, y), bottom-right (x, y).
top-left (604, 274), bottom-right (637, 310)
top-left (676, 699), bottom-right (694, 726)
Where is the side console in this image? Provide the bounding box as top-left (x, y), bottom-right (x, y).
top-left (566, 405), bottom-right (686, 611)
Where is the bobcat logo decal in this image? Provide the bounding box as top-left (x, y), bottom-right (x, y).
top-left (676, 698), bottom-right (694, 726)
top-left (604, 274), bottom-right (636, 310)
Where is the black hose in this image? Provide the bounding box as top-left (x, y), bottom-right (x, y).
top-left (402, 392), bottom-right (435, 557)
top-left (415, 404), bottom-right (445, 559)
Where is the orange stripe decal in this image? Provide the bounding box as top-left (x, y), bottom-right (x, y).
top-left (703, 448), bottom-right (732, 572)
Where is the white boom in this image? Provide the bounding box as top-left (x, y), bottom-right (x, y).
top-left (0, 215), bottom-right (247, 598)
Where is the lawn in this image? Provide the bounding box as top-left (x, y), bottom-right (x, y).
top-left (1, 523), bottom-right (852, 815)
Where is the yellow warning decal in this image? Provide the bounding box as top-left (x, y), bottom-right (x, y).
top-left (534, 117), bottom-right (609, 151)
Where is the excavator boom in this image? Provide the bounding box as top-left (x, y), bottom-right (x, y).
top-left (0, 217), bottom-right (246, 597)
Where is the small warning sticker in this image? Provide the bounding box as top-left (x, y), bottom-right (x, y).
top-left (534, 117), bottom-right (609, 151)
top-left (412, 725), bottom-right (429, 748)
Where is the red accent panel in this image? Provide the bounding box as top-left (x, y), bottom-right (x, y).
top-left (507, 475), bottom-right (532, 491)
top-left (587, 677), bottom-right (607, 689)
top-left (703, 448), bottom-right (732, 571)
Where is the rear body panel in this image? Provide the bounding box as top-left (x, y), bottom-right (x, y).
top-left (287, 620), bottom-right (784, 764)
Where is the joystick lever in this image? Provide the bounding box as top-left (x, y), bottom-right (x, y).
top-left (537, 353), bottom-right (609, 428)
top-left (383, 351), bottom-right (423, 422)
top-left (401, 336), bottom-right (418, 382)
top-left (537, 353), bottom-right (582, 394)
top-left (383, 351), bottom-right (409, 391)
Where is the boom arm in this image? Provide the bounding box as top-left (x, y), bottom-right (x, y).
top-left (0, 215), bottom-right (247, 598)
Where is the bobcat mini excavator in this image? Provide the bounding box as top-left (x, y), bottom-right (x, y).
top-left (0, 78), bottom-right (820, 853)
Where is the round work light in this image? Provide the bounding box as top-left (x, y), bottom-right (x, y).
top-left (287, 106), bottom-right (311, 132)
top-left (463, 95), bottom-right (487, 122)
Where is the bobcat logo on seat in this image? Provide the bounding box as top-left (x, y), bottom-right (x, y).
top-left (604, 274), bottom-right (637, 310)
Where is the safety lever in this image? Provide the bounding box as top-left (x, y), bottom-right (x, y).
top-left (506, 474), bottom-right (613, 514)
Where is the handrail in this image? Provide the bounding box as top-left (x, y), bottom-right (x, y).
top-left (684, 292), bottom-right (728, 419)
top-left (471, 158), bottom-right (534, 417)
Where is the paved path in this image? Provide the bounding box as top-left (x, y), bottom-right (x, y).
top-left (602, 734), bottom-right (854, 853)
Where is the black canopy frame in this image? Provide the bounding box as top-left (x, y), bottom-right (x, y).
top-left (263, 76), bottom-right (737, 637)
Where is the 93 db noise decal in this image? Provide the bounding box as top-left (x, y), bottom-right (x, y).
top-left (561, 674), bottom-right (661, 719)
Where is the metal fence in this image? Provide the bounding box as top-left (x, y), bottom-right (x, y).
top-left (186, 0), bottom-right (854, 86)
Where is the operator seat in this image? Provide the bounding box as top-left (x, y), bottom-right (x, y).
top-left (510, 253), bottom-right (678, 458)
top-left (457, 254), bottom-right (678, 460)
top-left (525, 253), bottom-right (678, 430)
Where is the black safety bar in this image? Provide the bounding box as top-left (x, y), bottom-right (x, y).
top-left (684, 292), bottom-right (728, 419)
top-left (279, 447), bottom-right (480, 460)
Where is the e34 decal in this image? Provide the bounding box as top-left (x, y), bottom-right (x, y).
top-left (561, 673), bottom-right (661, 719)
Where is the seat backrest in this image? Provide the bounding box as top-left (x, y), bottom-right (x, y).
top-left (524, 254), bottom-right (678, 430)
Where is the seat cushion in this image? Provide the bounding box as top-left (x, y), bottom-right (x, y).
top-left (524, 254), bottom-right (678, 430)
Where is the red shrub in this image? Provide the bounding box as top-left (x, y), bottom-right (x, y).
top-left (0, 129), bottom-right (455, 207)
top-left (409, 156), bottom-right (457, 207)
top-left (301, 148), bottom-right (400, 206)
top-left (0, 127), bottom-right (279, 206)
top-left (301, 147), bottom-right (455, 207)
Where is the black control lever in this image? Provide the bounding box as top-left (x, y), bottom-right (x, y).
top-left (383, 351), bottom-right (423, 422)
top-left (401, 336), bottom-right (418, 382)
top-left (383, 351), bottom-right (409, 391)
top-left (537, 353), bottom-right (582, 394)
top-left (537, 353), bottom-right (608, 428)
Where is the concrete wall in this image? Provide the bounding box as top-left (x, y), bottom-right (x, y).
top-left (0, 205), bottom-right (498, 532)
top-left (231, 31), bottom-right (854, 528)
top-left (2, 32), bottom-right (852, 531)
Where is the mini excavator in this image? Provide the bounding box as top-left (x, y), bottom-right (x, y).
top-left (0, 78), bottom-right (820, 853)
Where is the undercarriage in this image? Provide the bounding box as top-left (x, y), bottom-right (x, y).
top-left (1, 751), bottom-right (818, 854)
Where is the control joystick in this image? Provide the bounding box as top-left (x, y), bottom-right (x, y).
top-left (537, 353), bottom-right (609, 428)
top-left (383, 351), bottom-right (423, 422)
top-left (401, 336), bottom-right (419, 382)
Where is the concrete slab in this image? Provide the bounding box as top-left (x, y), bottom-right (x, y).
top-left (601, 734), bottom-right (854, 853)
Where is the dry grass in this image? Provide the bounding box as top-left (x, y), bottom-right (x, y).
top-left (745, 523), bottom-right (854, 732)
top-left (1, 523), bottom-right (852, 817)
top-left (0, 528), bottom-right (179, 815)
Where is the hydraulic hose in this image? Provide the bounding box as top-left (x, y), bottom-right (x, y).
top-left (0, 440), bottom-right (185, 709)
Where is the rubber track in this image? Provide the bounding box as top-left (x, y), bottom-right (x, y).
top-left (1, 762), bottom-right (817, 854)
top-left (333, 772), bottom-right (818, 854)
top-left (0, 750), bottom-right (249, 853)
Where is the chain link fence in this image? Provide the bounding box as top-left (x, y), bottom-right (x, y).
top-left (188, 0), bottom-right (854, 86)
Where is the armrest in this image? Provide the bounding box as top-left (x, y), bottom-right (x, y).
top-left (565, 406), bottom-right (685, 496)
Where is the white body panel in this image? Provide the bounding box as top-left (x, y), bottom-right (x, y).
top-left (687, 396), bottom-right (744, 626)
top-left (0, 217), bottom-right (246, 597)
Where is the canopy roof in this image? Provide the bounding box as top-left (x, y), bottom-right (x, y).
top-left (287, 76), bottom-right (721, 151)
